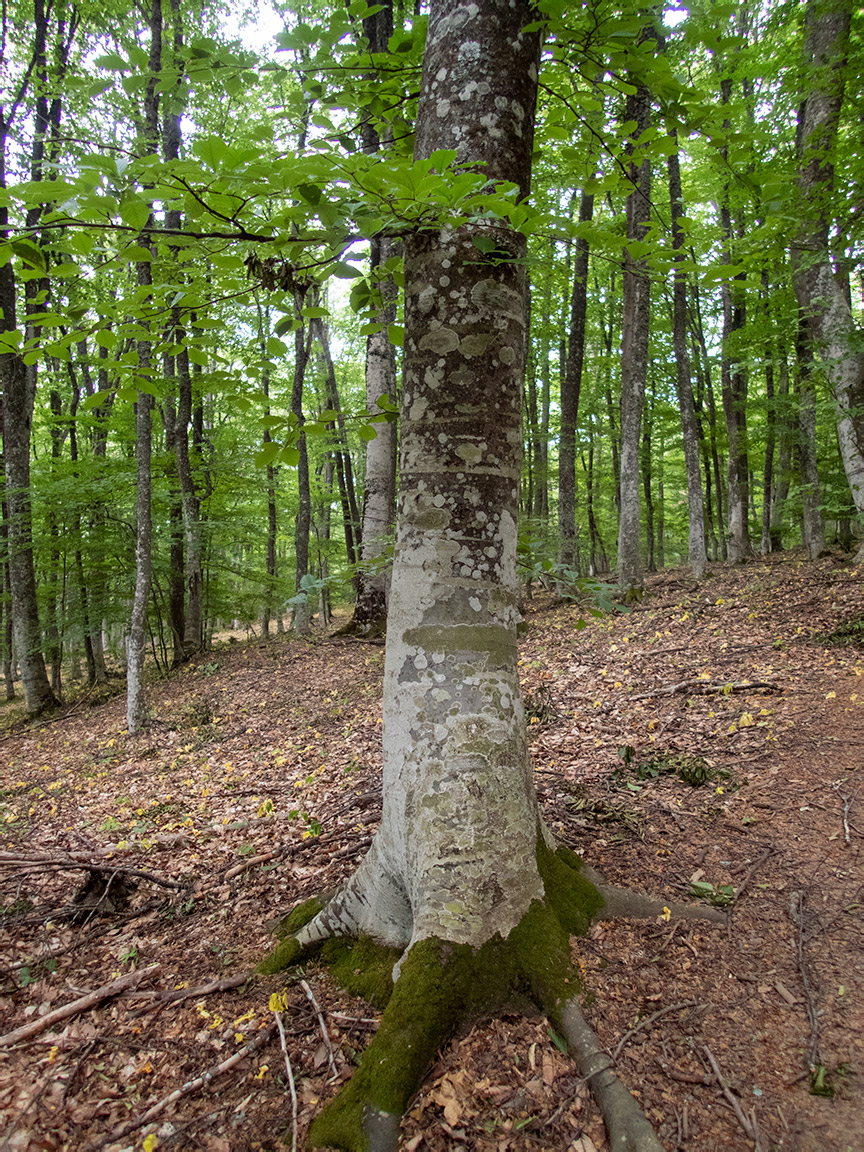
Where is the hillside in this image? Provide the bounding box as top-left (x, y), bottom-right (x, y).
top-left (1, 552), bottom-right (863, 1152)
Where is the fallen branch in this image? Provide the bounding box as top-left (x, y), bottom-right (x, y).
top-left (729, 848), bottom-right (775, 905)
top-left (275, 1011), bottom-right (299, 1152)
top-left (703, 1045), bottom-right (756, 1141)
top-left (0, 965), bottom-right (160, 1046)
top-left (790, 891), bottom-right (822, 1068)
top-left (611, 1001), bottom-right (698, 1062)
top-left (125, 972), bottom-right (249, 1016)
top-left (631, 679), bottom-right (779, 701)
top-left (90, 1019), bottom-right (277, 1149)
top-left (301, 978), bottom-right (339, 1079)
top-left (0, 852), bottom-right (184, 890)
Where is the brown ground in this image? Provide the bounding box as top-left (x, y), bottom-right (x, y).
top-left (0, 551), bottom-right (862, 1152)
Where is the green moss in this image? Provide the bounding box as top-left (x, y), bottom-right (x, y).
top-left (309, 937), bottom-right (481, 1151)
top-left (276, 895), bottom-right (327, 940)
top-left (536, 836), bottom-right (604, 937)
top-left (256, 934), bottom-right (305, 976)
top-left (320, 936), bottom-right (402, 1009)
top-left (301, 833), bottom-right (605, 1149)
top-left (256, 896), bottom-right (326, 975)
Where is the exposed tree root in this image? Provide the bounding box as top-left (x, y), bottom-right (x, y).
top-left (257, 842), bottom-right (724, 1151)
top-left (558, 998), bottom-right (665, 1152)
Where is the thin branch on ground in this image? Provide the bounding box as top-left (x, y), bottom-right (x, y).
top-left (702, 1045), bottom-right (756, 1140)
top-left (611, 1001), bottom-right (699, 1062)
top-left (275, 1011), bottom-right (299, 1152)
top-left (89, 1020), bottom-right (278, 1149)
top-left (300, 978), bottom-right (339, 1079)
top-left (0, 965), bottom-right (160, 1046)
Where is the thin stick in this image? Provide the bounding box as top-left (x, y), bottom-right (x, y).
top-left (300, 978), bottom-right (338, 1078)
top-left (0, 965), bottom-right (160, 1046)
top-left (703, 1045), bottom-right (755, 1140)
top-left (92, 1020), bottom-right (277, 1149)
top-left (631, 679), bottom-right (778, 701)
top-left (611, 1001), bottom-right (698, 1062)
top-left (275, 1011), bottom-right (299, 1152)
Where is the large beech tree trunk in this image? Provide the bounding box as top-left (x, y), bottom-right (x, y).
top-left (792, 0), bottom-right (864, 559)
top-left (303, 0), bottom-right (542, 955)
top-left (258, 7), bottom-right (696, 1152)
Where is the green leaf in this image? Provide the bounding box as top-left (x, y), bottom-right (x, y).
top-left (387, 324), bottom-right (403, 347)
top-left (119, 198), bottom-right (151, 231)
top-left (11, 239), bottom-right (45, 272)
top-left (255, 442), bottom-right (281, 466)
top-left (301, 307), bottom-right (329, 319)
top-left (279, 444), bottom-right (300, 466)
top-left (81, 391), bottom-right (111, 410)
top-left (93, 53), bottom-right (128, 71)
top-left (331, 261), bottom-right (363, 279)
top-left (358, 424), bottom-right (378, 441)
top-left (266, 337), bottom-right (287, 356)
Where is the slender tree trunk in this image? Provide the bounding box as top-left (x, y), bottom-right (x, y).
top-left (0, 23), bottom-right (57, 713)
top-left (162, 395), bottom-right (186, 665)
top-left (618, 62), bottom-right (653, 600)
top-left (641, 381), bottom-right (655, 573)
top-left (795, 330), bottom-right (826, 557)
top-left (127, 0), bottom-right (162, 732)
top-left (348, 0), bottom-right (398, 635)
top-left (770, 352), bottom-right (793, 549)
top-left (351, 234), bottom-right (397, 634)
top-left (559, 188), bottom-right (593, 576)
top-left (291, 310), bottom-right (313, 633)
top-left (667, 137), bottom-right (706, 578)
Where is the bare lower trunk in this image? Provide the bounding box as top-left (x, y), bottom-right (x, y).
top-left (792, 0), bottom-right (863, 560)
top-left (618, 71), bottom-right (652, 600)
top-left (352, 235), bottom-right (397, 636)
top-left (668, 137), bottom-right (706, 579)
top-left (559, 190), bottom-right (593, 576)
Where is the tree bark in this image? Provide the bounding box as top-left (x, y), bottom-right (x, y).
top-left (668, 135), bottom-right (707, 578)
top-left (127, 0), bottom-right (161, 732)
top-left (791, 0), bottom-right (864, 559)
top-left (618, 64), bottom-right (653, 600)
top-left (558, 189), bottom-right (593, 576)
top-left (350, 0), bottom-right (398, 637)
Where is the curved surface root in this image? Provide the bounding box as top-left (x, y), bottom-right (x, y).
top-left (559, 997), bottom-right (666, 1152)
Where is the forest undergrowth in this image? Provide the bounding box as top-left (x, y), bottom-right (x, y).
top-left (1, 551), bottom-right (863, 1152)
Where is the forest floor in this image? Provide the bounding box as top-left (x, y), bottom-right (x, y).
top-left (1, 550), bottom-right (863, 1152)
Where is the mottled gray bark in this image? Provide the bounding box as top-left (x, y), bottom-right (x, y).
top-left (792, 0), bottom-right (864, 559)
top-left (298, 0), bottom-right (543, 954)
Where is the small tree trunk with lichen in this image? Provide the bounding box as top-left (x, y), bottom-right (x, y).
top-left (256, 5), bottom-right (721, 1152)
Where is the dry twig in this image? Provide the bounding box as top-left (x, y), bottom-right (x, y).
top-left (89, 1020), bottom-right (277, 1149)
top-left (275, 1011), bottom-right (299, 1152)
top-left (0, 965), bottom-right (160, 1046)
